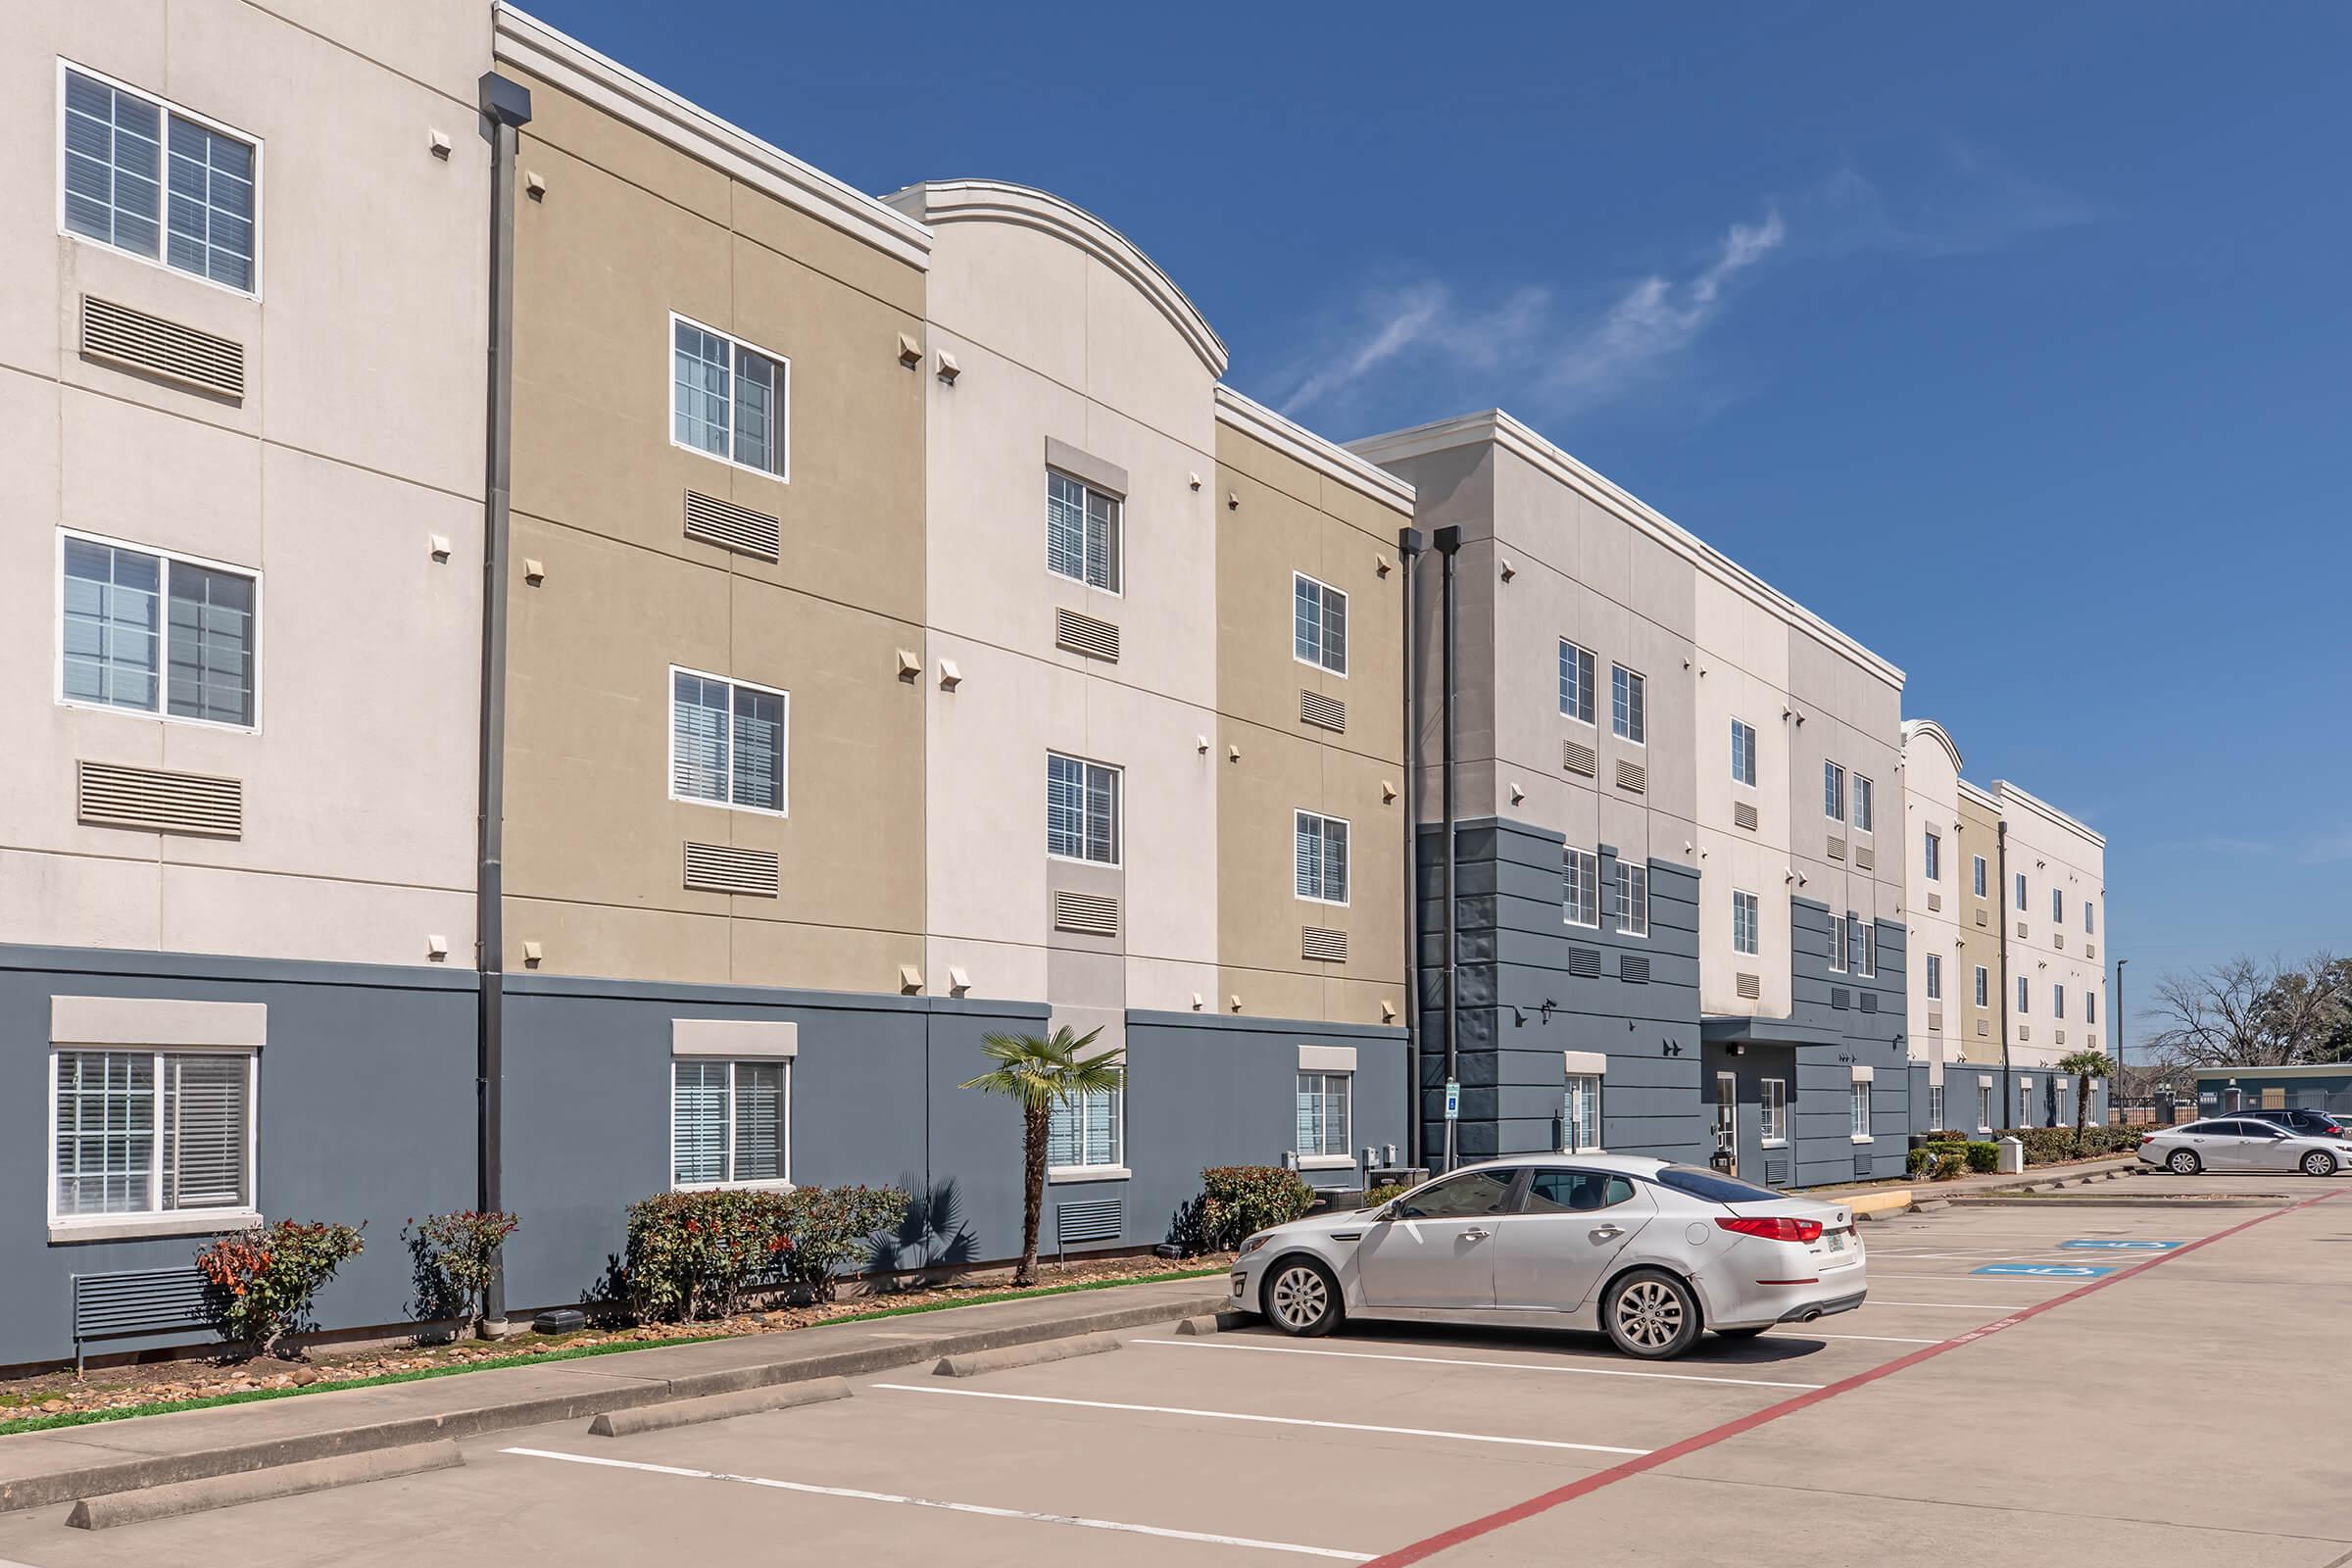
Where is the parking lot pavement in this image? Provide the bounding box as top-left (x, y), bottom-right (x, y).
top-left (1, 1178), bottom-right (2344, 1568)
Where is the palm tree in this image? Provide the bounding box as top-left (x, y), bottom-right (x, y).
top-left (960, 1027), bottom-right (1126, 1286)
top-left (2057, 1048), bottom-right (2117, 1152)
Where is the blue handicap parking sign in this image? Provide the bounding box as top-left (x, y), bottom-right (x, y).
top-left (1974, 1263), bottom-right (2115, 1277)
top-left (2059, 1239), bottom-right (2180, 1250)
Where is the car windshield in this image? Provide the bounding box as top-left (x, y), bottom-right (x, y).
top-left (1652, 1164), bottom-right (1789, 1204)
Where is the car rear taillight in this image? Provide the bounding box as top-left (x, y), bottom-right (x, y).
top-left (1717, 1215), bottom-right (1824, 1244)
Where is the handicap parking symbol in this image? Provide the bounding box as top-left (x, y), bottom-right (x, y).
top-left (2058, 1239), bottom-right (2180, 1250)
top-left (1973, 1263), bottom-right (2115, 1277)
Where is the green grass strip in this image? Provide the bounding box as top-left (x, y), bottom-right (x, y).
top-left (0, 1265), bottom-right (1226, 1439)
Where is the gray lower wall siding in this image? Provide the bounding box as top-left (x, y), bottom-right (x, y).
top-left (0, 945), bottom-right (476, 1370)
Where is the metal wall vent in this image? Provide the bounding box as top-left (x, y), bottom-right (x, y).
top-left (1927, 892), bottom-right (1942, 912)
top-left (1736, 971), bottom-right (1761, 1000)
top-left (1565, 946), bottom-right (1602, 978)
top-left (1764, 1154), bottom-right (1789, 1186)
top-left (1928, 1009), bottom-right (1944, 1032)
top-left (1831, 987), bottom-right (1851, 1010)
top-left (79, 295), bottom-right (244, 399)
top-left (1733, 801), bottom-right (1759, 831)
top-left (2017, 921), bottom-right (2030, 939)
top-left (2055, 1028), bottom-right (2066, 1046)
top-left (1855, 1152), bottom-right (1873, 1179)
top-left (2085, 943), bottom-right (2095, 960)
top-left (683, 841), bottom-right (779, 898)
top-left (1976, 908), bottom-right (1988, 928)
top-left (1562, 739), bottom-right (1596, 777)
top-left (1054, 609), bottom-right (1120, 662)
top-left (2053, 933), bottom-right (2064, 951)
top-left (1301, 926), bottom-right (1348, 962)
top-left (1620, 954), bottom-right (1650, 984)
top-left (1053, 890), bottom-right (1120, 937)
top-left (1827, 835), bottom-right (1847, 861)
top-left (1615, 760), bottom-right (1646, 794)
top-left (1854, 845), bottom-right (1876, 871)
top-left (2017, 1025), bottom-right (2031, 1044)
top-left (1299, 691), bottom-right (1347, 733)
top-left (76, 760), bottom-right (242, 838)
top-left (1978, 1018), bottom-right (1990, 1037)
top-left (1859, 993), bottom-right (1880, 1014)
top-left (683, 490), bottom-right (781, 560)
top-left (1054, 1198), bottom-right (1123, 1245)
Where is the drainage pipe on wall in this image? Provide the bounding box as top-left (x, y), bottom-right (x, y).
top-left (1396, 527), bottom-right (1426, 1171)
top-left (1434, 526), bottom-right (1462, 1174)
top-left (474, 72), bottom-right (532, 1326)
top-left (1995, 817), bottom-right (2013, 1131)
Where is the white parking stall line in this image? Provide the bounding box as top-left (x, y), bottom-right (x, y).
top-left (1797, 1332), bottom-right (1942, 1345)
top-left (1865, 1299), bottom-right (2038, 1310)
top-left (500, 1447), bottom-right (1374, 1562)
top-left (1129, 1338), bottom-right (1824, 1391)
top-left (865, 1384), bottom-right (1651, 1455)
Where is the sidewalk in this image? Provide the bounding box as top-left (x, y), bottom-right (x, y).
top-left (0, 1273), bottom-right (1227, 1515)
top-left (1811, 1152), bottom-right (2142, 1216)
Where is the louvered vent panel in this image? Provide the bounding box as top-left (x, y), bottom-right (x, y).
top-left (1620, 955), bottom-right (1650, 984)
top-left (683, 842), bottom-right (779, 898)
top-left (1733, 801), bottom-right (1759, 831)
top-left (1976, 908), bottom-right (1988, 928)
top-left (2055, 1029), bottom-right (2067, 1046)
top-left (80, 296), bottom-right (244, 399)
top-left (1053, 891), bottom-right (1120, 937)
top-left (1054, 1198), bottom-right (1123, 1244)
top-left (1562, 739), bottom-right (1596, 777)
top-left (72, 1267), bottom-right (211, 1342)
top-left (1831, 988), bottom-right (1851, 1010)
top-left (1565, 946), bottom-right (1602, 978)
top-left (1854, 845), bottom-right (1876, 871)
top-left (1301, 926), bottom-right (1348, 962)
top-left (2053, 933), bottom-right (2064, 951)
top-left (2085, 943), bottom-right (2096, 960)
top-left (1929, 1009), bottom-right (1944, 1032)
top-left (1928, 892), bottom-right (1942, 911)
top-left (1978, 1018), bottom-right (1990, 1037)
top-left (683, 490), bottom-right (781, 559)
top-left (1860, 993), bottom-right (1879, 1014)
top-left (1736, 971), bottom-right (1761, 1000)
top-left (1054, 609), bottom-right (1120, 662)
top-left (76, 760), bottom-right (241, 838)
top-left (2017, 1025), bottom-right (2031, 1044)
top-left (2017, 921), bottom-right (2030, 939)
top-left (1764, 1154), bottom-right (1789, 1186)
top-left (1298, 692), bottom-right (1347, 733)
top-left (1615, 760), bottom-right (1646, 794)
top-left (1827, 836), bottom-right (1847, 861)
top-left (1855, 1152), bottom-right (1873, 1179)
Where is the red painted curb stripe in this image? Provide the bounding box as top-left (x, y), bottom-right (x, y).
top-left (1363, 1188), bottom-right (2344, 1568)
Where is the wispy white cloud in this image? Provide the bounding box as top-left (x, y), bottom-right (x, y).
top-left (1800, 142), bottom-right (2098, 260)
top-left (2301, 828), bottom-right (2352, 864)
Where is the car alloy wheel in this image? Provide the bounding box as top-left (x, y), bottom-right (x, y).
top-left (2167, 1149), bottom-right (2200, 1175)
top-left (1264, 1259), bottom-right (1341, 1337)
top-left (1604, 1269), bottom-right (1698, 1359)
top-left (2302, 1151), bottom-right (2337, 1178)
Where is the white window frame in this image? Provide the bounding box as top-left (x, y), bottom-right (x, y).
top-left (1295, 808), bottom-right (1350, 906)
top-left (1857, 921), bottom-right (1878, 979)
top-left (2086, 899), bottom-right (2096, 935)
top-left (56, 529), bottom-right (264, 734)
top-left (1849, 1080), bottom-right (1872, 1141)
top-left (1851, 774), bottom-right (1875, 834)
top-left (1613, 859), bottom-right (1648, 938)
top-left (1924, 829), bottom-right (1941, 883)
top-left (666, 664), bottom-right (791, 817)
top-left (1732, 889), bottom-right (1760, 956)
top-left (1563, 1074), bottom-right (1603, 1153)
top-left (1046, 467), bottom-right (1123, 595)
top-left (1048, 1086), bottom-right (1125, 1179)
top-left (668, 313), bottom-right (791, 481)
top-left (1928, 1082), bottom-right (1944, 1131)
top-left (1760, 1077), bottom-right (1788, 1146)
top-left (1824, 761), bottom-right (1845, 821)
top-left (56, 60), bottom-right (265, 299)
top-left (1610, 663), bottom-right (1646, 745)
top-left (1973, 855), bottom-right (1988, 898)
top-left (668, 1057), bottom-right (793, 1193)
top-left (1557, 639), bottom-right (1596, 726)
top-left (46, 1047), bottom-right (260, 1238)
top-left (1292, 572), bottom-right (1348, 677)
top-left (2085, 990), bottom-right (2097, 1026)
top-left (1730, 717), bottom-right (1757, 788)
top-left (1047, 752), bottom-right (1122, 867)
top-left (1925, 952), bottom-right (1942, 1002)
top-left (1977, 1083), bottom-right (1994, 1133)
top-left (1562, 847), bottom-right (1601, 929)
top-left (1298, 1070), bottom-right (1352, 1158)
top-left (1828, 913), bottom-right (1846, 974)
top-left (2053, 984), bottom-right (2065, 1020)
top-left (2017, 975), bottom-right (2031, 1013)
top-left (2051, 887), bottom-right (2064, 923)
top-left (2015, 872), bottom-right (2029, 910)
top-left (2020, 1080), bottom-right (2034, 1127)
top-left (1975, 964), bottom-right (1990, 1007)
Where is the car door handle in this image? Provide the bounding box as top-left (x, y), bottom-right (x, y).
top-left (1458, 1227), bottom-right (1492, 1241)
top-left (1591, 1224), bottom-right (1623, 1239)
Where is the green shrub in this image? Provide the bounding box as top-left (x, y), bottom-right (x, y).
top-left (1964, 1141), bottom-right (2000, 1173)
top-left (1931, 1151), bottom-right (1967, 1181)
top-left (774, 1185), bottom-right (911, 1301)
top-left (196, 1219), bottom-right (367, 1357)
top-left (404, 1210), bottom-right (518, 1334)
top-left (1199, 1166), bottom-right (1315, 1250)
top-left (1905, 1147), bottom-right (1934, 1177)
top-left (621, 1186), bottom-right (912, 1322)
top-left (1361, 1182), bottom-right (1408, 1209)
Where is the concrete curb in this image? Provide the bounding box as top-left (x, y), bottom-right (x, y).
top-left (1937, 1194), bottom-right (2294, 1209)
top-left (1173, 1311), bottom-right (1250, 1336)
top-left (0, 1288), bottom-right (1226, 1516)
top-left (587, 1377), bottom-right (852, 1438)
top-left (934, 1332), bottom-right (1120, 1378)
top-left (1844, 1189), bottom-right (1914, 1220)
top-left (64, 1441), bottom-right (463, 1531)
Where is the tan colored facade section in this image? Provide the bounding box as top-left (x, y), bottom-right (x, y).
top-left (1213, 410), bottom-right (1408, 1027)
top-left (1954, 782), bottom-right (2004, 1061)
top-left (500, 69), bottom-right (927, 992)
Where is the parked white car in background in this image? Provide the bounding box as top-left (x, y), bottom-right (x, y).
top-left (1228, 1153), bottom-right (1866, 1359)
top-left (2138, 1117), bottom-right (2352, 1177)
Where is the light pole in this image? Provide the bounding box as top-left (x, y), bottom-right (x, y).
top-left (2114, 956), bottom-right (2128, 1124)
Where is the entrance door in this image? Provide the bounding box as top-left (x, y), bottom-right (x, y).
top-left (1356, 1166), bottom-right (1518, 1310)
top-left (1713, 1071), bottom-right (1739, 1175)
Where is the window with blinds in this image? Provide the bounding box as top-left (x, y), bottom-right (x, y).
top-left (1563, 1074), bottom-right (1602, 1152)
top-left (1297, 1071), bottom-right (1351, 1156)
top-left (1558, 639), bottom-right (1595, 724)
top-left (1730, 718), bottom-right (1756, 787)
top-left (1614, 861), bottom-right (1648, 938)
top-left (1610, 664), bottom-right (1645, 743)
top-left (51, 1049), bottom-right (252, 1221)
top-left (1732, 890), bottom-right (1760, 956)
top-left (1047, 470), bottom-right (1120, 592)
top-left (1295, 810), bottom-right (1349, 905)
top-left (1760, 1077), bottom-right (1788, 1144)
top-left (62, 534), bottom-right (256, 727)
top-left (1048, 1087), bottom-right (1120, 1170)
top-left (1926, 952), bottom-right (1942, 1002)
top-left (1047, 753), bottom-right (1120, 865)
top-left (1829, 913), bottom-right (1846, 974)
top-left (669, 666), bottom-right (788, 814)
top-left (63, 68), bottom-right (258, 293)
top-left (1562, 847), bottom-right (1600, 929)
top-left (670, 315), bottom-right (789, 478)
top-left (670, 1058), bottom-right (789, 1189)
top-left (1292, 573), bottom-right (1348, 675)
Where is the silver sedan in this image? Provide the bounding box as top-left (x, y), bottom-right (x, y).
top-left (2138, 1117), bottom-right (2352, 1177)
top-left (1228, 1153), bottom-right (1866, 1360)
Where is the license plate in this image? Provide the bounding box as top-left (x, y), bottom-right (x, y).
top-left (1827, 1231), bottom-right (1845, 1252)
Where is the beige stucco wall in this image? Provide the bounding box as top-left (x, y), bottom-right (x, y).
top-left (1213, 410), bottom-right (1408, 1026)
top-left (499, 69), bottom-right (927, 991)
top-left (0, 0), bottom-right (489, 965)
top-left (1900, 722), bottom-right (1964, 1074)
top-left (1785, 626), bottom-right (1904, 989)
top-left (1955, 781), bottom-right (2004, 1060)
top-left (1993, 781), bottom-right (2107, 1070)
top-left (1691, 575), bottom-right (1792, 1017)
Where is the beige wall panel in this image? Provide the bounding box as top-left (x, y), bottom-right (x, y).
top-left (1091, 684), bottom-right (1218, 965)
top-left (923, 936), bottom-right (1051, 1006)
top-left (0, 848), bottom-right (162, 952)
top-left (247, 0), bottom-right (489, 99)
top-left (1217, 965), bottom-right (1324, 1026)
top-left (160, 863), bottom-right (470, 967)
top-left (1082, 256), bottom-right (1215, 459)
top-left (1126, 956), bottom-right (1221, 1016)
top-left (922, 220), bottom-right (1088, 393)
top-left (725, 182), bottom-right (925, 318)
top-left (1072, 399), bottom-right (1218, 710)
top-left (506, 67), bottom-right (730, 224)
top-left (923, 633), bottom-right (1073, 947)
top-left (59, 387), bottom-right (261, 565)
top-left (729, 917), bottom-right (919, 996)
top-left (54, 241), bottom-right (262, 438)
top-left (504, 898), bottom-right (732, 986)
top-left (1324, 976), bottom-right (1405, 1030)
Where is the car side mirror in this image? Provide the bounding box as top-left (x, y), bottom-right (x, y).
top-left (1376, 1200), bottom-right (1405, 1222)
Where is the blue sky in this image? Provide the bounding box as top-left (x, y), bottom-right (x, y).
top-left (530, 1), bottom-right (2349, 1051)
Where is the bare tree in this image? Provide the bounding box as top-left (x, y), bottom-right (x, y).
top-left (2144, 953), bottom-right (2346, 1067)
